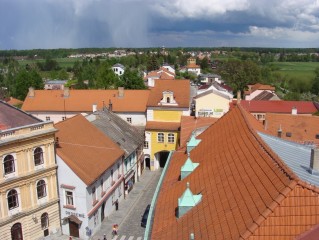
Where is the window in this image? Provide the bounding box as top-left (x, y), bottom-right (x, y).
top-left (166, 97), bottom-right (170, 103)
top-left (126, 117), bottom-right (132, 124)
top-left (144, 141), bottom-right (149, 149)
top-left (37, 180), bottom-right (47, 199)
top-left (157, 133), bottom-right (164, 143)
top-left (11, 223), bottom-right (23, 240)
top-left (62, 116), bottom-right (67, 121)
top-left (168, 133), bottom-right (175, 143)
top-left (125, 160), bottom-right (128, 172)
top-left (41, 213), bottom-right (49, 229)
top-left (46, 116), bottom-right (50, 121)
top-left (92, 187), bottom-right (97, 203)
top-left (111, 169), bottom-right (114, 180)
top-left (34, 147), bottom-right (44, 166)
top-left (65, 191), bottom-right (74, 206)
top-left (4, 155), bottom-right (15, 175)
top-left (7, 189), bottom-right (19, 210)
top-left (100, 179), bottom-right (104, 192)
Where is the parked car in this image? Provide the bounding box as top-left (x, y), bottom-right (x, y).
top-left (141, 204), bottom-right (151, 227)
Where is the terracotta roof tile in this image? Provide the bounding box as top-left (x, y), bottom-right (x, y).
top-left (264, 113), bottom-right (319, 145)
top-left (55, 114), bottom-right (124, 185)
top-left (6, 97), bottom-right (23, 106)
top-left (240, 100), bottom-right (318, 114)
top-left (180, 116), bottom-right (218, 147)
top-left (151, 105), bottom-right (319, 240)
top-left (22, 89), bottom-right (150, 113)
top-left (147, 79), bottom-right (190, 108)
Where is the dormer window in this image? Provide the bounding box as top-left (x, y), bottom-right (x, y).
top-left (159, 91), bottom-right (178, 106)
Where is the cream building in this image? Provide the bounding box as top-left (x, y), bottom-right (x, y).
top-left (0, 101), bottom-right (60, 240)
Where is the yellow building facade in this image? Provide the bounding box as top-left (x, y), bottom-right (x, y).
top-left (0, 114), bottom-right (60, 240)
top-left (144, 79), bottom-right (191, 170)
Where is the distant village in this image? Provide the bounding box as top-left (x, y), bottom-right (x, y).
top-left (1, 56), bottom-right (319, 240)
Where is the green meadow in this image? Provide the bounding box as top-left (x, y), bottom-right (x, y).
top-left (270, 62), bottom-right (319, 82)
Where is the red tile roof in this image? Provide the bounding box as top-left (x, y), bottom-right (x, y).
top-left (22, 89), bottom-right (150, 113)
top-left (245, 83), bottom-right (275, 94)
top-left (146, 121), bottom-right (180, 131)
top-left (55, 114), bottom-right (124, 185)
top-left (240, 100), bottom-right (318, 114)
top-left (6, 97), bottom-right (23, 106)
top-left (264, 113), bottom-right (319, 145)
top-left (180, 116), bottom-right (218, 147)
top-left (151, 105), bottom-right (319, 240)
top-left (187, 63), bottom-right (200, 68)
top-left (147, 79), bottom-right (190, 108)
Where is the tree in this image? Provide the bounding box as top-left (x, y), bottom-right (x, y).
top-left (200, 57), bottom-right (209, 70)
top-left (311, 67), bottom-right (319, 95)
top-left (96, 62), bottom-right (119, 89)
top-left (218, 60), bottom-right (261, 93)
top-left (118, 68), bottom-right (146, 89)
top-left (147, 55), bottom-right (159, 71)
top-left (15, 69), bottom-right (43, 100)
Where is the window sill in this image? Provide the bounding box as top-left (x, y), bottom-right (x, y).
top-left (63, 205), bottom-right (76, 210)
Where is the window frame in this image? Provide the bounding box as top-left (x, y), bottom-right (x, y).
top-left (143, 141), bottom-right (149, 149)
top-left (41, 212), bottom-right (49, 230)
top-left (126, 117), bottom-right (132, 124)
top-left (3, 154), bottom-right (15, 175)
top-left (65, 190), bottom-right (74, 207)
top-left (157, 133), bottom-right (164, 143)
top-left (34, 147), bottom-right (44, 166)
top-left (168, 133), bottom-right (175, 143)
top-left (36, 180), bottom-right (47, 199)
top-left (7, 189), bottom-right (19, 210)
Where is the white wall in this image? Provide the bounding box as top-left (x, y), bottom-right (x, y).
top-left (30, 112), bottom-right (76, 124)
top-left (56, 155), bottom-right (88, 239)
top-left (116, 112), bottom-right (146, 126)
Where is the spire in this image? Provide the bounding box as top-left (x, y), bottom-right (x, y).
top-left (178, 182), bottom-right (202, 218)
top-left (187, 134), bottom-right (201, 153)
top-left (181, 153), bottom-right (199, 180)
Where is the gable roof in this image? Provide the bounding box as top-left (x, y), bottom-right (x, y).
top-left (55, 114), bottom-right (124, 185)
top-left (0, 100), bottom-right (41, 130)
top-left (151, 105), bottom-right (319, 239)
top-left (240, 100), bottom-right (318, 114)
top-left (264, 113), bottom-right (319, 145)
top-left (147, 79), bottom-right (190, 108)
top-left (22, 89), bottom-right (150, 113)
top-left (86, 110), bottom-right (144, 157)
top-left (245, 83), bottom-right (275, 94)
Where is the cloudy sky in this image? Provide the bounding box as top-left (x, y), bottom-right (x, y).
top-left (1, 0), bottom-right (319, 50)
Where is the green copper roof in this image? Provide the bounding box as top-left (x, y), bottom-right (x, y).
top-left (187, 134), bottom-right (201, 152)
top-left (181, 155), bottom-right (199, 172)
top-left (178, 182), bottom-right (202, 207)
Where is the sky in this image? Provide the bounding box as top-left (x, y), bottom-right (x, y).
top-left (1, 0), bottom-right (319, 50)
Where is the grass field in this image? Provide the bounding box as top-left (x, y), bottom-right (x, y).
top-left (270, 62), bottom-right (319, 82)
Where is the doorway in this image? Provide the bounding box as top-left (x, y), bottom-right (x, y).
top-left (145, 157), bottom-right (150, 169)
top-left (159, 151), bottom-right (169, 168)
top-left (69, 220), bottom-right (79, 238)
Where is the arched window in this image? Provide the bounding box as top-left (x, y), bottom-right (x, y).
top-left (4, 155), bottom-right (15, 174)
top-left (166, 97), bottom-right (170, 103)
top-left (34, 147), bottom-right (43, 166)
top-left (41, 213), bottom-right (49, 229)
top-left (157, 133), bottom-right (164, 143)
top-left (11, 223), bottom-right (23, 240)
top-left (7, 189), bottom-right (19, 210)
top-left (37, 180), bottom-right (47, 199)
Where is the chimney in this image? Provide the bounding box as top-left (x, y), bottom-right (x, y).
top-left (277, 124), bottom-right (282, 138)
top-left (237, 90), bottom-right (241, 104)
top-left (109, 99), bottom-right (113, 111)
top-left (291, 106), bottom-right (297, 115)
top-left (118, 87), bottom-right (124, 98)
top-left (28, 87), bottom-right (35, 97)
top-left (64, 87), bottom-right (70, 98)
top-left (310, 148), bottom-right (319, 175)
top-left (92, 103), bottom-right (97, 112)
